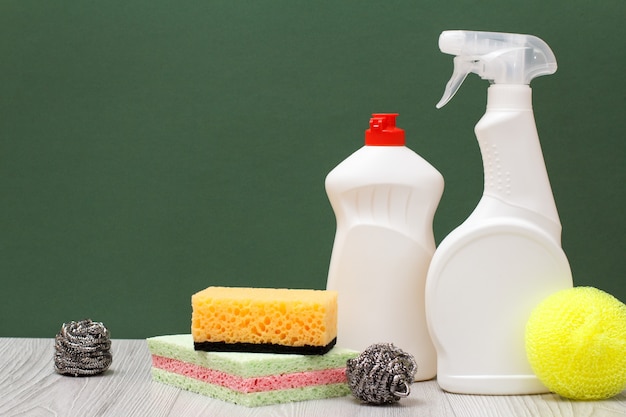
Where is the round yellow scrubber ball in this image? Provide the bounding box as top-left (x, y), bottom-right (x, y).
top-left (525, 287), bottom-right (626, 400)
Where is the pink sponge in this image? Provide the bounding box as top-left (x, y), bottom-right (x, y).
top-left (152, 355), bottom-right (347, 393)
top-left (147, 334), bottom-right (358, 407)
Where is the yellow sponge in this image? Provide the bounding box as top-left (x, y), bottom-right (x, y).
top-left (192, 287), bottom-right (338, 355)
top-left (525, 286), bottom-right (626, 400)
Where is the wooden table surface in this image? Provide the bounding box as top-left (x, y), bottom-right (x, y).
top-left (1, 338), bottom-right (624, 417)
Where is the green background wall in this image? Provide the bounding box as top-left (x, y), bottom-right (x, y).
top-left (1, 1), bottom-right (624, 338)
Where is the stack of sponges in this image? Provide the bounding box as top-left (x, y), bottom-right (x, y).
top-left (148, 287), bottom-right (358, 406)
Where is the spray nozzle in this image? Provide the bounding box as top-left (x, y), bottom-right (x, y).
top-left (436, 30), bottom-right (557, 108)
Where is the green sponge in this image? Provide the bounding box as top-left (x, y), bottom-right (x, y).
top-left (151, 368), bottom-right (352, 407)
top-left (147, 334), bottom-right (359, 407)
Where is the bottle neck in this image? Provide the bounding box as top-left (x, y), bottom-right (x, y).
top-left (486, 84), bottom-right (533, 111)
top-left (475, 84), bottom-right (561, 234)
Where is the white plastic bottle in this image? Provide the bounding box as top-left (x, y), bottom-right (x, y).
top-left (426, 31), bottom-right (573, 394)
top-left (326, 113), bottom-right (444, 381)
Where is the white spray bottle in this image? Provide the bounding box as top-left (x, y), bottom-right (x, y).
top-left (425, 31), bottom-right (573, 394)
top-left (326, 113), bottom-right (444, 381)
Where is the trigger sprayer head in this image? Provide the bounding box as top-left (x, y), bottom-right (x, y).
top-left (436, 30), bottom-right (557, 108)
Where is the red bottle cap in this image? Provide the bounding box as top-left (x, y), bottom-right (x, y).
top-left (365, 113), bottom-right (405, 146)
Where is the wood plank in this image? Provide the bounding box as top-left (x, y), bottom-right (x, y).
top-left (0, 338), bottom-right (624, 417)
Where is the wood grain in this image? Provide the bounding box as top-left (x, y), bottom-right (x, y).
top-left (1, 338), bottom-right (624, 417)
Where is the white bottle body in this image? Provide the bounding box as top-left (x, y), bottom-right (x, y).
top-left (425, 85), bottom-right (573, 394)
top-left (326, 145), bottom-right (444, 381)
